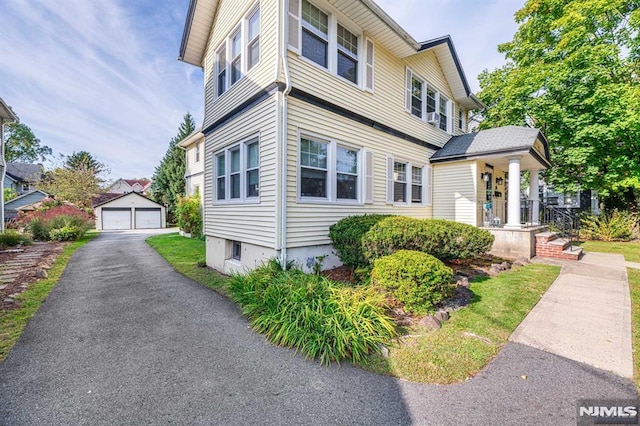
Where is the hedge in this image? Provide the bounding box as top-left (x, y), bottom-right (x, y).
top-left (328, 214), bottom-right (393, 269)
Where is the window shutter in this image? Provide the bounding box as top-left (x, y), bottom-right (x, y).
top-left (426, 164), bottom-right (433, 206)
top-left (386, 155), bottom-right (394, 204)
top-left (365, 150), bottom-right (374, 204)
top-left (365, 38), bottom-right (374, 92)
top-left (288, 0), bottom-right (300, 52)
top-left (405, 68), bottom-right (412, 112)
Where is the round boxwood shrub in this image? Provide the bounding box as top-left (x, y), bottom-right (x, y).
top-left (371, 250), bottom-right (454, 316)
top-left (329, 214), bottom-right (394, 270)
top-left (362, 216), bottom-right (494, 262)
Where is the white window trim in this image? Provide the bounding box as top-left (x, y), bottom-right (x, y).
top-left (405, 67), bottom-right (455, 134)
top-left (213, 134), bottom-right (261, 204)
top-left (214, 2), bottom-right (261, 99)
top-left (386, 154), bottom-right (432, 206)
top-left (289, 0), bottom-right (371, 91)
top-left (297, 130), bottom-right (363, 205)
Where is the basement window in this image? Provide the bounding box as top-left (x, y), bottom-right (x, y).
top-left (232, 241), bottom-right (242, 261)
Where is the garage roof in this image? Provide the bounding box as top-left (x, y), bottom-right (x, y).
top-left (92, 192), bottom-right (165, 208)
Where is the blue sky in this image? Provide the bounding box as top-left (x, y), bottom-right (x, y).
top-left (0, 0), bottom-right (521, 181)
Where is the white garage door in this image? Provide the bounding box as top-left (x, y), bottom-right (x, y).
top-left (135, 208), bottom-right (161, 229)
top-left (102, 208), bottom-right (132, 230)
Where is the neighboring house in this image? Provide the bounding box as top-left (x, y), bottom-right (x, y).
top-left (179, 128), bottom-right (205, 198)
top-left (92, 192), bottom-right (166, 231)
top-left (4, 162), bottom-right (44, 195)
top-left (4, 189), bottom-right (48, 221)
top-left (107, 178), bottom-right (152, 195)
top-left (179, 0), bottom-right (552, 273)
top-left (0, 97), bottom-right (19, 231)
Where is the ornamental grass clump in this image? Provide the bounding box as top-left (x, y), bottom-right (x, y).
top-left (580, 210), bottom-right (639, 241)
top-left (371, 250), bottom-right (454, 316)
top-left (227, 264), bottom-right (397, 364)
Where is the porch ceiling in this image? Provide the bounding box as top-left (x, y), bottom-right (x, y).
top-left (430, 125), bottom-right (551, 170)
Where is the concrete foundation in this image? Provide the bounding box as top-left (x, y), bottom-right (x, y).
top-left (485, 226), bottom-right (547, 259)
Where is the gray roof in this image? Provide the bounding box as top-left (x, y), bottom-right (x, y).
top-left (5, 162), bottom-right (44, 183)
top-left (430, 126), bottom-right (550, 164)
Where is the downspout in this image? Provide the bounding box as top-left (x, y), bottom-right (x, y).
top-left (0, 119), bottom-right (5, 232)
top-left (278, 0), bottom-right (293, 268)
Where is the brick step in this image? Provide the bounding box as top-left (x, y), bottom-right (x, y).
top-left (547, 238), bottom-right (571, 250)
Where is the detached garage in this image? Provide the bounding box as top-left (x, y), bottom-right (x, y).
top-left (93, 192), bottom-right (166, 231)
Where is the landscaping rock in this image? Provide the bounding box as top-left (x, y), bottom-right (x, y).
top-left (34, 268), bottom-right (48, 279)
top-left (513, 257), bottom-right (531, 267)
top-left (419, 315), bottom-right (441, 330)
top-left (0, 284), bottom-right (7, 290)
top-left (501, 261), bottom-right (511, 270)
top-left (435, 310), bottom-right (449, 322)
top-left (456, 276), bottom-right (470, 288)
top-left (378, 344), bottom-right (390, 359)
top-left (4, 298), bottom-right (14, 303)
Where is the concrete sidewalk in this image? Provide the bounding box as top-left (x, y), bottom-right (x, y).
top-left (511, 252), bottom-right (633, 378)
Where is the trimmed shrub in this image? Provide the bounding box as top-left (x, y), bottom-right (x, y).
top-left (371, 250), bottom-right (454, 316)
top-left (363, 216), bottom-right (494, 262)
top-left (581, 210), bottom-right (639, 241)
top-left (0, 230), bottom-right (31, 247)
top-left (176, 195), bottom-right (202, 237)
top-left (227, 265), bottom-right (397, 364)
top-left (328, 214), bottom-right (393, 270)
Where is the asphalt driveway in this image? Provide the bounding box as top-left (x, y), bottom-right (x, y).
top-left (0, 231), bottom-right (636, 425)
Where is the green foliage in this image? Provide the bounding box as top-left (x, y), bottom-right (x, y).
top-left (0, 230), bottom-right (31, 247)
top-left (23, 205), bottom-right (93, 241)
top-left (150, 113), bottom-right (194, 221)
top-left (4, 121), bottom-right (52, 163)
top-left (477, 0), bottom-right (640, 210)
top-left (49, 226), bottom-right (82, 242)
top-left (176, 194), bottom-right (202, 237)
top-left (27, 218), bottom-right (49, 241)
top-left (64, 151), bottom-right (107, 175)
top-left (38, 162), bottom-right (106, 209)
top-left (227, 265), bottom-right (397, 364)
top-left (371, 250), bottom-right (454, 316)
top-left (328, 214), bottom-right (393, 269)
top-left (362, 216), bottom-right (494, 262)
top-left (581, 210), bottom-right (639, 241)
top-left (3, 188), bottom-right (18, 202)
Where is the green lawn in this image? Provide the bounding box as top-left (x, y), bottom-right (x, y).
top-left (146, 233), bottom-right (227, 292)
top-left (580, 240), bottom-right (640, 390)
top-left (0, 231), bottom-right (98, 362)
top-left (146, 233), bottom-right (560, 383)
top-left (361, 263), bottom-right (560, 383)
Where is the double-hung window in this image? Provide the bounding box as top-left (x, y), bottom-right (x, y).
top-left (301, 0), bottom-right (329, 68)
top-left (215, 4), bottom-right (260, 98)
top-left (386, 156), bottom-right (432, 206)
top-left (214, 136), bottom-right (260, 202)
top-left (195, 142), bottom-right (200, 163)
top-left (290, 0), bottom-right (373, 90)
top-left (405, 68), bottom-right (453, 134)
top-left (299, 135), bottom-right (362, 203)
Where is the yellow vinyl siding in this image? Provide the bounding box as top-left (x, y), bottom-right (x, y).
top-left (432, 161), bottom-right (478, 226)
top-left (287, 37), bottom-right (461, 149)
top-left (286, 98), bottom-right (433, 248)
top-left (202, 0), bottom-right (279, 129)
top-left (203, 96), bottom-right (278, 247)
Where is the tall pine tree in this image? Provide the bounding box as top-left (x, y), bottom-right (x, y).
top-left (151, 113), bottom-right (195, 221)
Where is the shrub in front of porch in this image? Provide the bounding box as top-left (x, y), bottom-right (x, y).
top-left (371, 250), bottom-right (454, 316)
top-left (362, 216), bottom-right (494, 262)
top-left (328, 214), bottom-right (394, 269)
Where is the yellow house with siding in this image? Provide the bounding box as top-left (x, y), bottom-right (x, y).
top-left (179, 0), bottom-right (552, 273)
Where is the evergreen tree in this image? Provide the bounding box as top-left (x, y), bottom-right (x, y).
top-left (151, 113), bottom-right (195, 220)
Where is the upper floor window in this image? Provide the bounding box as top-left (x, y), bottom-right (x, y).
top-left (289, 0), bottom-right (373, 90)
top-left (195, 142), bottom-right (201, 163)
top-left (405, 68), bottom-right (453, 134)
top-left (215, 4), bottom-right (260, 98)
top-left (458, 109), bottom-right (466, 131)
top-left (214, 136), bottom-right (260, 203)
top-left (299, 134), bottom-right (362, 203)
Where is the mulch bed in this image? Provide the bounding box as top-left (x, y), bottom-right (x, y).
top-left (0, 242), bottom-right (66, 312)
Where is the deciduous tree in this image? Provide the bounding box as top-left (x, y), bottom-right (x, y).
top-left (4, 121), bottom-right (52, 163)
top-left (477, 0), bottom-right (640, 210)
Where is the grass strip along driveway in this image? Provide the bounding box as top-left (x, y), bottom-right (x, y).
top-left (148, 232), bottom-right (560, 383)
top-left (581, 240), bottom-right (640, 390)
top-left (0, 231), bottom-right (98, 362)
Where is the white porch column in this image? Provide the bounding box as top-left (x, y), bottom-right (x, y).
top-left (529, 169), bottom-right (540, 225)
top-left (505, 156), bottom-right (522, 229)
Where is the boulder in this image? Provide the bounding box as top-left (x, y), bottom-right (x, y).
top-left (434, 310), bottom-right (449, 322)
top-left (419, 315), bottom-right (442, 330)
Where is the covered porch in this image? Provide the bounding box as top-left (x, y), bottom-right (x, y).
top-left (430, 126), bottom-right (552, 258)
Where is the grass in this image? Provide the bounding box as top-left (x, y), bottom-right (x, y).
top-left (579, 240), bottom-right (640, 263)
top-left (361, 263), bottom-right (561, 383)
top-left (146, 233), bottom-right (227, 292)
top-left (0, 231), bottom-right (99, 362)
top-left (579, 239), bottom-right (640, 390)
